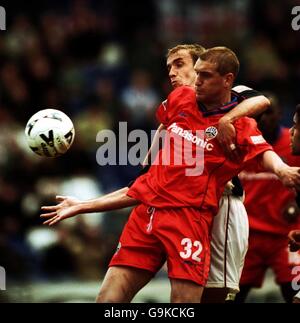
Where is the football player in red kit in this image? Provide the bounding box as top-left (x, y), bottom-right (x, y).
top-left (41, 48), bottom-right (300, 303)
top-left (148, 44), bottom-right (269, 303)
top-left (236, 96), bottom-right (300, 303)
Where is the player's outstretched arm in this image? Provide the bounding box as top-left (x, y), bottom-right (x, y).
top-left (218, 86), bottom-right (270, 158)
top-left (40, 124), bottom-right (166, 227)
top-left (261, 150), bottom-right (300, 190)
top-left (41, 187), bottom-right (139, 226)
top-left (41, 123), bottom-right (166, 226)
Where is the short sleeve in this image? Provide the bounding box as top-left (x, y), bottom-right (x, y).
top-left (155, 86), bottom-right (196, 127)
top-left (232, 85), bottom-right (263, 100)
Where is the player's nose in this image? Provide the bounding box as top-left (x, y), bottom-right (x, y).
top-left (169, 66), bottom-right (176, 78)
top-left (195, 76), bottom-right (202, 87)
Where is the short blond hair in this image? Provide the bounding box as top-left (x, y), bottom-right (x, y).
top-left (167, 44), bottom-right (206, 64)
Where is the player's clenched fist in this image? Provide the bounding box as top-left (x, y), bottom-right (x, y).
top-left (288, 230), bottom-right (300, 252)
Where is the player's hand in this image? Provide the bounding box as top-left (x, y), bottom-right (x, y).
top-left (288, 230), bottom-right (300, 252)
top-left (217, 116), bottom-right (240, 161)
top-left (40, 196), bottom-right (81, 226)
top-left (277, 166), bottom-right (300, 190)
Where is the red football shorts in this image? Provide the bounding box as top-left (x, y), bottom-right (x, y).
top-left (240, 231), bottom-right (300, 287)
top-left (109, 204), bottom-right (213, 286)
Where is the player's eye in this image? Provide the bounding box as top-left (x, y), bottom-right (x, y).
top-left (200, 72), bottom-right (211, 78)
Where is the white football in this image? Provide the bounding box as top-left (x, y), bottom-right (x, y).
top-left (25, 109), bottom-right (75, 157)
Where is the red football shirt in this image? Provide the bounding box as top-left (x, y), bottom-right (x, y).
top-left (127, 86), bottom-right (272, 213)
top-left (240, 127), bottom-right (300, 235)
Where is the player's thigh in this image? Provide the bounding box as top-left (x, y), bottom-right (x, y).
top-left (156, 208), bottom-right (212, 287)
top-left (226, 196), bottom-right (249, 285)
top-left (170, 278), bottom-right (203, 303)
top-left (170, 278), bottom-right (204, 303)
top-left (207, 196), bottom-right (248, 292)
top-left (96, 266), bottom-right (154, 303)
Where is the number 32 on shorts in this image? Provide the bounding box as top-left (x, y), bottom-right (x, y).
top-left (179, 238), bottom-right (203, 262)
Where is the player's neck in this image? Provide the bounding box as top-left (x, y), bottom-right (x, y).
top-left (203, 92), bottom-right (232, 111)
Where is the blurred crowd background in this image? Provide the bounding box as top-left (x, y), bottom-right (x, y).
top-left (1, 0), bottom-right (300, 301)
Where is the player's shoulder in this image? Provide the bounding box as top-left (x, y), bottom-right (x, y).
top-left (161, 86), bottom-right (196, 121)
top-left (168, 85), bottom-right (195, 103)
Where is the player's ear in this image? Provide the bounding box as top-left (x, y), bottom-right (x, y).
top-left (224, 73), bottom-right (234, 88)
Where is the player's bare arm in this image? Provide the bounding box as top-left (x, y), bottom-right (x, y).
top-left (41, 123), bottom-right (166, 227)
top-left (260, 150), bottom-right (300, 190)
top-left (218, 85), bottom-right (270, 158)
top-left (41, 187), bottom-right (139, 226)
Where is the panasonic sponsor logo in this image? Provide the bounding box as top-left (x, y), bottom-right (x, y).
top-left (168, 123), bottom-right (214, 151)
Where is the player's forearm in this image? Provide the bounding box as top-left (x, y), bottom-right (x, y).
top-left (100, 187), bottom-right (130, 199)
top-left (142, 123), bottom-right (165, 166)
top-left (261, 150), bottom-right (287, 175)
top-left (261, 151), bottom-right (300, 189)
top-left (220, 96), bottom-right (270, 124)
top-left (78, 187), bottom-right (139, 214)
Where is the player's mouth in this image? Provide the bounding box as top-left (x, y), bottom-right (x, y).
top-left (171, 80), bottom-right (179, 87)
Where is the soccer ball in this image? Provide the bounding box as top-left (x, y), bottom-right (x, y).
top-left (25, 109), bottom-right (75, 157)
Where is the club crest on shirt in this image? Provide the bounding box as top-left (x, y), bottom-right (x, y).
top-left (205, 126), bottom-right (218, 141)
